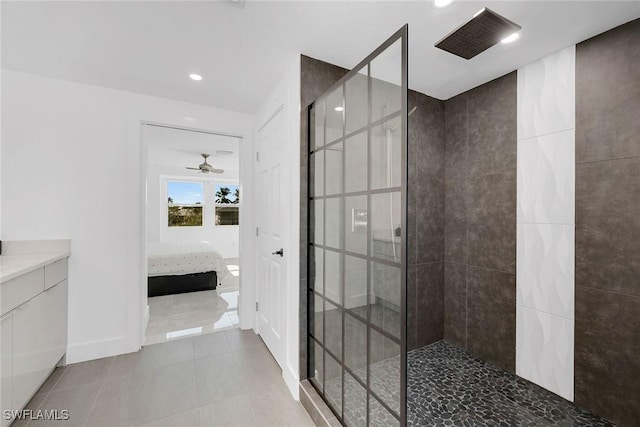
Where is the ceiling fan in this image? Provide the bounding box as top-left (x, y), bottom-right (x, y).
top-left (185, 153), bottom-right (224, 174)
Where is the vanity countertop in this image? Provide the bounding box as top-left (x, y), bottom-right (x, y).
top-left (0, 252), bottom-right (70, 284)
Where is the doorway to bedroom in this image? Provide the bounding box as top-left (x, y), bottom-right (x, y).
top-left (142, 123), bottom-right (242, 346)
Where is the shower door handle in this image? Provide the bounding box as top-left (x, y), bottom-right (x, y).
top-left (272, 248), bottom-right (284, 257)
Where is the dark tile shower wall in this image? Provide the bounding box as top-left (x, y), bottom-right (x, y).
top-left (574, 19), bottom-right (640, 427)
top-left (407, 90), bottom-right (445, 351)
top-left (299, 55), bottom-right (349, 379)
top-left (443, 72), bottom-right (517, 373)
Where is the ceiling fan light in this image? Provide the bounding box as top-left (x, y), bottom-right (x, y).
top-left (186, 153), bottom-right (225, 175)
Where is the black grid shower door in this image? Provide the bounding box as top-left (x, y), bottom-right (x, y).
top-left (307, 26), bottom-right (408, 426)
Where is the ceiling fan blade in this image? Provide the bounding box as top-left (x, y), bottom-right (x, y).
top-left (185, 167), bottom-right (200, 170)
top-left (211, 168), bottom-right (224, 174)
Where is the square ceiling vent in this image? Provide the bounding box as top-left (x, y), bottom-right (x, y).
top-left (435, 8), bottom-right (521, 60)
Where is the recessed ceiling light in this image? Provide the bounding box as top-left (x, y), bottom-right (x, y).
top-left (501, 32), bottom-right (521, 44)
top-left (189, 73), bottom-right (203, 81)
top-left (433, 0), bottom-right (455, 9)
top-left (334, 106), bottom-right (344, 112)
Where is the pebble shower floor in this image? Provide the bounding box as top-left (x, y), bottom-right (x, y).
top-left (328, 340), bottom-right (616, 426)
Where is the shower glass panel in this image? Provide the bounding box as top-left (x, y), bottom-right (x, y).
top-left (308, 26), bottom-right (408, 426)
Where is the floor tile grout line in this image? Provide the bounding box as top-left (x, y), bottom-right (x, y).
top-left (80, 370), bottom-right (109, 427)
top-left (136, 360), bottom-right (200, 427)
top-left (48, 365), bottom-right (71, 393)
top-left (22, 391), bottom-right (49, 427)
top-left (48, 361), bottom-right (113, 394)
top-left (141, 407), bottom-right (201, 427)
top-left (40, 366), bottom-right (66, 395)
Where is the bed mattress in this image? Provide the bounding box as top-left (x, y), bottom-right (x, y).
top-left (147, 241), bottom-right (229, 283)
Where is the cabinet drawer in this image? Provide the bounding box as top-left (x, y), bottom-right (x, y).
top-left (1, 268), bottom-right (44, 316)
top-left (45, 258), bottom-right (68, 290)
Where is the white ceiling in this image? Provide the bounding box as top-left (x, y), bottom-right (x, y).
top-left (145, 124), bottom-right (240, 179)
top-left (2, 1), bottom-right (639, 113)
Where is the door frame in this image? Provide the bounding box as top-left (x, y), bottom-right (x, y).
top-left (252, 58), bottom-right (302, 398)
top-left (136, 120), bottom-right (253, 349)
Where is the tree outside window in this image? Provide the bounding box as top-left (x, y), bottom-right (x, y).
top-left (167, 181), bottom-right (204, 227)
top-left (215, 184), bottom-right (239, 226)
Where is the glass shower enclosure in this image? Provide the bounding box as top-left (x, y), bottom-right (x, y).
top-left (307, 26), bottom-right (408, 426)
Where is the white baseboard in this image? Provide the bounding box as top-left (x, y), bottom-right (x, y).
top-left (65, 335), bottom-right (132, 364)
top-left (283, 363), bottom-right (300, 400)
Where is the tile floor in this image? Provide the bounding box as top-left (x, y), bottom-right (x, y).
top-left (14, 329), bottom-right (313, 427)
top-left (145, 259), bottom-right (240, 346)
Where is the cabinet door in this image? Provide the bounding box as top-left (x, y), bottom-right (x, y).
top-left (12, 280), bottom-right (68, 411)
top-left (12, 292), bottom-right (50, 410)
top-left (1, 313), bottom-right (14, 427)
top-left (44, 280), bottom-right (68, 362)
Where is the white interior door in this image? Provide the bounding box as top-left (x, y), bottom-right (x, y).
top-left (255, 105), bottom-right (288, 368)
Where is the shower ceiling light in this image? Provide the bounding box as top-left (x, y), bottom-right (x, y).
top-left (334, 106), bottom-right (344, 112)
top-left (189, 73), bottom-right (203, 81)
top-left (433, 0), bottom-right (455, 9)
top-left (501, 32), bottom-right (521, 44)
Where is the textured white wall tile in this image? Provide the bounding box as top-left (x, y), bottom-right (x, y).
top-left (517, 130), bottom-right (575, 224)
top-left (517, 223), bottom-right (575, 318)
top-left (516, 306), bottom-right (574, 401)
top-left (518, 46), bottom-right (575, 140)
top-left (517, 46), bottom-right (576, 400)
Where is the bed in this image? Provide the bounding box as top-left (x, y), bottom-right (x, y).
top-left (147, 241), bottom-right (230, 297)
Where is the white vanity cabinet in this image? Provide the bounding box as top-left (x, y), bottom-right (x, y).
top-left (0, 256), bottom-right (68, 427)
top-left (1, 313), bottom-right (13, 425)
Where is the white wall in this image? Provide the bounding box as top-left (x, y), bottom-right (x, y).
top-left (1, 69), bottom-right (255, 363)
top-left (145, 163), bottom-right (239, 258)
top-left (516, 46), bottom-right (576, 401)
top-left (254, 58), bottom-right (301, 399)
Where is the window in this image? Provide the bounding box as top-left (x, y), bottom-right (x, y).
top-left (167, 181), bottom-right (204, 227)
top-left (215, 184), bottom-right (239, 226)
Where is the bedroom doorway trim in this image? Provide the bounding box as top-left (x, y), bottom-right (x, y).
top-left (136, 120), bottom-right (251, 351)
